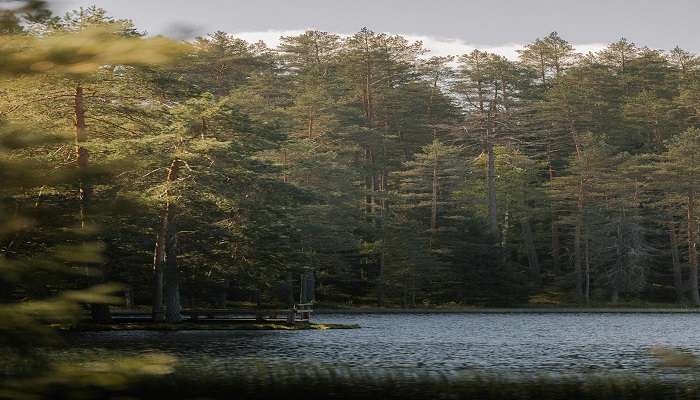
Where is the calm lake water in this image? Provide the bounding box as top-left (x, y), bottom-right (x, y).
top-left (64, 313), bottom-right (700, 380)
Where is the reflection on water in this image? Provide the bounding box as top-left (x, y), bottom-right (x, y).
top-left (62, 313), bottom-right (700, 380)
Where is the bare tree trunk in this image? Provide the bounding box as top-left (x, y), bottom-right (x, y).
top-left (410, 266), bottom-right (416, 307)
top-left (430, 146), bottom-right (438, 248)
top-left (612, 220), bottom-right (622, 304)
top-left (522, 219), bottom-right (540, 285)
top-left (360, 34), bottom-right (374, 218)
top-left (551, 222), bottom-right (561, 274)
top-left (372, 163), bottom-right (380, 211)
top-left (574, 178), bottom-right (584, 302)
top-left (584, 233), bottom-right (591, 305)
top-left (255, 284), bottom-right (263, 322)
top-left (364, 34), bottom-right (373, 127)
top-left (163, 160), bottom-right (182, 322)
top-left (287, 271), bottom-right (294, 306)
top-left (688, 189), bottom-right (699, 305)
top-left (75, 85), bottom-right (90, 229)
top-left (402, 277), bottom-right (408, 309)
top-left (364, 147), bottom-right (374, 215)
top-left (363, 34), bottom-right (377, 214)
top-left (377, 247), bottom-right (385, 307)
top-left (381, 169), bottom-right (389, 213)
top-left (572, 127), bottom-right (585, 303)
top-left (546, 141), bottom-right (560, 274)
top-left (486, 123), bottom-right (498, 239)
top-left (152, 210), bottom-right (167, 321)
top-left (75, 84), bottom-right (111, 323)
top-left (539, 53), bottom-right (546, 85)
top-left (669, 220), bottom-right (684, 302)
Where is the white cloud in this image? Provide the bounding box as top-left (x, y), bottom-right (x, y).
top-left (230, 30), bottom-right (608, 60)
top-left (232, 29), bottom-right (314, 48)
top-left (403, 34), bottom-right (524, 59)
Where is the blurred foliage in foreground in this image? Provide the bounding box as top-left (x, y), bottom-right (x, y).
top-left (12, 364), bottom-right (700, 400)
top-left (0, 1), bottom-right (178, 398)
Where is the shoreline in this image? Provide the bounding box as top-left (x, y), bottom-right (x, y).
top-left (108, 306), bottom-right (700, 317)
top-left (313, 307), bottom-right (700, 314)
top-left (67, 321), bottom-right (360, 332)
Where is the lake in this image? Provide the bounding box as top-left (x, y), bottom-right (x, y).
top-left (64, 313), bottom-right (700, 380)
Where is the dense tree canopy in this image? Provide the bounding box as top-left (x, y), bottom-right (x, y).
top-left (3, 5), bottom-right (700, 321)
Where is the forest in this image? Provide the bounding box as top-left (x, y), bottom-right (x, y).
top-left (3, 3), bottom-right (700, 327)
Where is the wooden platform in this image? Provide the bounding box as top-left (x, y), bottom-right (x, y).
top-left (109, 306), bottom-right (313, 322)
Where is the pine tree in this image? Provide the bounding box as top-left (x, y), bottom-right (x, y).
top-left (653, 128), bottom-right (700, 304)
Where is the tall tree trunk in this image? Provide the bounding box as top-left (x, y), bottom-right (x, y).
top-left (379, 114), bottom-right (389, 214)
top-left (364, 35), bottom-right (373, 127)
top-left (574, 175), bottom-right (584, 302)
top-left (372, 163), bottom-right (380, 211)
top-left (584, 233), bottom-right (591, 305)
top-left (572, 126), bottom-right (585, 303)
top-left (152, 209), bottom-right (167, 321)
top-left (163, 160), bottom-right (182, 322)
top-left (402, 277), bottom-right (408, 309)
top-left (255, 283), bottom-right (263, 321)
top-left (360, 34), bottom-right (374, 217)
top-left (428, 72), bottom-right (438, 141)
top-left (75, 84), bottom-right (111, 323)
top-left (539, 53), bottom-right (546, 85)
top-left (364, 147), bottom-right (374, 215)
top-left (287, 271), bottom-right (295, 306)
top-left (522, 219), bottom-right (540, 285)
top-left (430, 147), bottom-right (438, 248)
top-left (669, 220), bottom-right (684, 302)
top-left (688, 189), bottom-right (699, 304)
top-left (377, 246), bottom-right (385, 307)
top-left (75, 85), bottom-right (90, 229)
top-left (410, 266), bottom-right (416, 308)
top-left (551, 222), bottom-right (561, 274)
top-left (486, 122), bottom-right (498, 239)
top-left (546, 141), bottom-right (560, 274)
top-left (612, 219), bottom-right (622, 304)
top-left (381, 168), bottom-right (389, 213)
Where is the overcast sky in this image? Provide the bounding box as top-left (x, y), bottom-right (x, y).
top-left (49, 0), bottom-right (700, 59)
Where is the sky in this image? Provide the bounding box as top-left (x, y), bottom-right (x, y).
top-left (48, 0), bottom-right (700, 59)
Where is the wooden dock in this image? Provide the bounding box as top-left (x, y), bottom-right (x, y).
top-left (109, 305), bottom-right (314, 323)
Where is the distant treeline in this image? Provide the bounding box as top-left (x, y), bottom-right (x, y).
top-left (3, 6), bottom-right (700, 319)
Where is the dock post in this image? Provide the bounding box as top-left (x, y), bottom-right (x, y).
top-left (287, 305), bottom-right (296, 324)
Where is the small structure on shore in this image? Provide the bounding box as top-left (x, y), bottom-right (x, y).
top-left (287, 268), bottom-right (315, 323)
top-left (112, 268), bottom-right (317, 325)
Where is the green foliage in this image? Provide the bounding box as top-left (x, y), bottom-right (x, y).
top-left (0, 3), bottom-right (183, 395)
top-left (6, 2), bottom-right (700, 397)
top-left (3, 3), bottom-right (700, 326)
